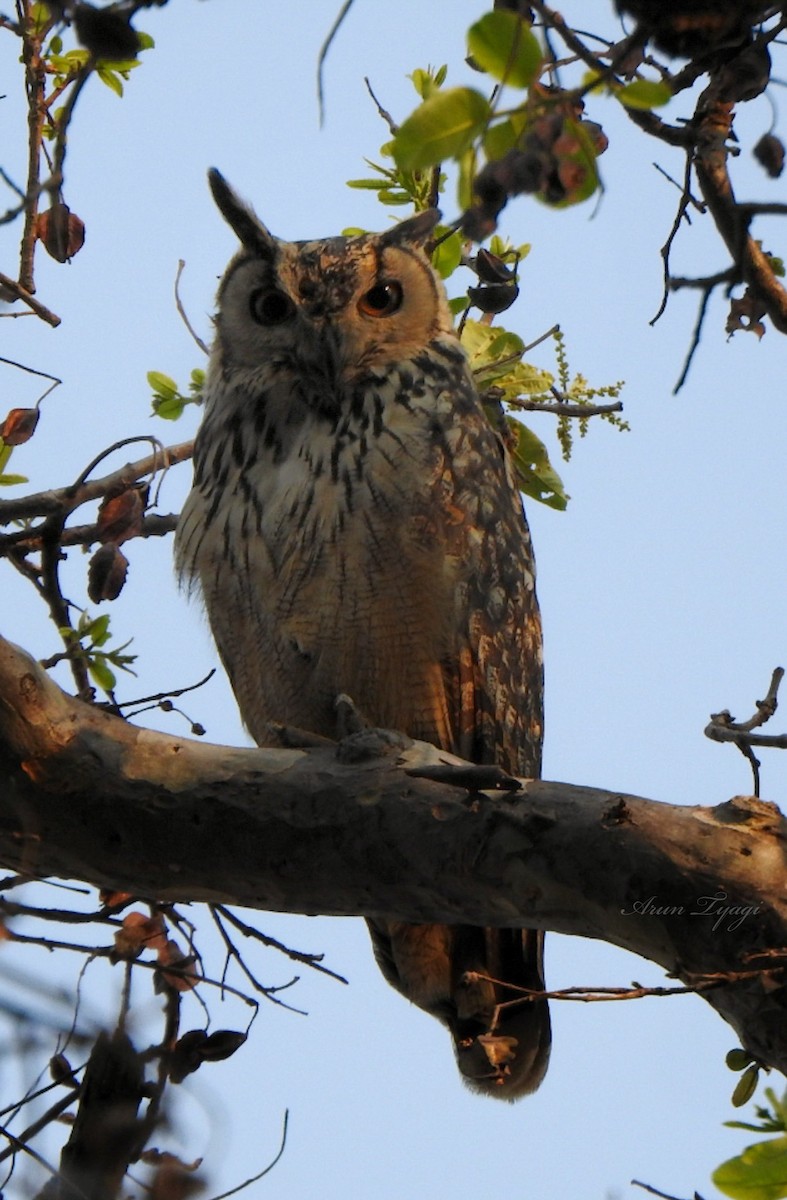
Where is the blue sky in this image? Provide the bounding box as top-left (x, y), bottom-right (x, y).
top-left (2, 2), bottom-right (786, 1197)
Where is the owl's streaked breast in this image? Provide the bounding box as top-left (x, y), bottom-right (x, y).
top-left (177, 338), bottom-right (497, 747)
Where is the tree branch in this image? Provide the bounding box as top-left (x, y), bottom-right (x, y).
top-left (1, 634), bottom-right (787, 1074)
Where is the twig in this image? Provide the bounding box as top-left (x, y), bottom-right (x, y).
top-left (316, 0), bottom-right (355, 125)
top-left (631, 1183), bottom-right (700, 1200)
top-left (672, 282), bottom-right (715, 394)
top-left (0, 440), bottom-right (194, 524)
top-left (174, 260), bottom-right (209, 355)
top-left (514, 397), bottom-right (623, 417)
top-left (363, 76), bottom-right (397, 135)
top-left (207, 1109), bottom-right (289, 1200)
top-left (0, 270), bottom-right (60, 326)
top-left (0, 511), bottom-right (179, 556)
top-left (651, 154), bottom-right (698, 326)
top-left (705, 668), bottom-right (787, 796)
top-left (209, 906), bottom-right (308, 1014)
top-left (468, 960), bottom-right (787, 1009)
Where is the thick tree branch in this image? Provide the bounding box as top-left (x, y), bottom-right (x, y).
top-left (1, 634), bottom-right (787, 1074)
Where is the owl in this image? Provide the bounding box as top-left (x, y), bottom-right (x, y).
top-left (175, 170), bottom-right (551, 1099)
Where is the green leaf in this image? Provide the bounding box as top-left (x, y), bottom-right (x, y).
top-left (509, 420), bottom-right (568, 510)
top-left (409, 68), bottom-right (431, 99)
top-left (392, 88), bottom-right (492, 171)
top-left (617, 78), bottom-right (672, 110)
top-left (0, 473), bottom-right (28, 486)
top-left (728, 1050), bottom-right (757, 1073)
top-left (713, 1136), bottom-right (787, 1200)
top-left (467, 10), bottom-right (542, 89)
top-left (457, 145), bottom-right (477, 213)
top-left (496, 361), bottom-right (555, 399)
top-left (483, 118), bottom-right (519, 161)
top-left (29, 2), bottom-right (53, 34)
top-left (137, 31), bottom-right (155, 51)
top-left (431, 228), bottom-right (463, 279)
top-left (152, 395), bottom-right (186, 420)
top-left (88, 613), bottom-right (111, 646)
top-left (734, 1068), bottom-right (763, 1108)
top-left (346, 178), bottom-right (390, 190)
top-left (89, 655), bottom-right (117, 692)
top-left (581, 69), bottom-right (606, 94)
top-left (97, 67), bottom-right (124, 97)
top-left (448, 296), bottom-right (469, 318)
top-left (462, 319), bottom-right (524, 373)
top-left (147, 371), bottom-right (178, 400)
top-left (408, 65), bottom-right (448, 100)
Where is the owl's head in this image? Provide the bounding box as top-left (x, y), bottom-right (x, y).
top-left (207, 169), bottom-right (455, 385)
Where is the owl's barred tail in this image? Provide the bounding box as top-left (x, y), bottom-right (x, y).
top-left (449, 926), bottom-right (550, 1100)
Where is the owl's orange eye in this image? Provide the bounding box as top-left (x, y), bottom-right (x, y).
top-left (250, 288), bottom-right (295, 326)
top-left (358, 281), bottom-right (403, 317)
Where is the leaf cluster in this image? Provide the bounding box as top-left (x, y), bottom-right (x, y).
top-left (346, 16), bottom-right (631, 511)
top-left (148, 369), bottom-right (205, 421)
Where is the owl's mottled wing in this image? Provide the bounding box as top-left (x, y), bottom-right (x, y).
top-left (367, 385), bottom-right (549, 1099)
top-left (450, 454), bottom-right (543, 781)
top-left (421, 378), bottom-right (544, 780)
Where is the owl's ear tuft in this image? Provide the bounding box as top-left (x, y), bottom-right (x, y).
top-left (378, 207), bottom-right (441, 250)
top-left (208, 168), bottom-right (278, 259)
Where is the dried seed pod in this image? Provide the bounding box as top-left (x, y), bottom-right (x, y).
top-left (754, 132), bottom-right (785, 179)
top-left (96, 484), bottom-right (148, 546)
top-left (0, 407), bottom-right (39, 446)
top-left (36, 203), bottom-right (86, 263)
top-left (467, 281), bottom-right (520, 314)
top-left (88, 543), bottom-right (129, 603)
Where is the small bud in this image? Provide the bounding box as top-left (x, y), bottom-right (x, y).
top-left (725, 1048), bottom-right (754, 1072)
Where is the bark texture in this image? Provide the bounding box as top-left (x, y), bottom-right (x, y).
top-left (1, 634), bottom-right (786, 1072)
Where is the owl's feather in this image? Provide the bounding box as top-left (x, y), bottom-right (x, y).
top-left (175, 171), bottom-right (550, 1098)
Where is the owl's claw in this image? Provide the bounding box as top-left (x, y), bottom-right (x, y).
top-left (334, 695), bottom-right (413, 762)
top-left (334, 693), bottom-right (367, 738)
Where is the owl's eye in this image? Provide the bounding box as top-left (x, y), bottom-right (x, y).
top-left (358, 281), bottom-right (403, 318)
top-left (249, 288), bottom-right (295, 326)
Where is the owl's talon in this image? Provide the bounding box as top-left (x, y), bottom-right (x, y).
top-left (336, 726), bottom-right (413, 764)
top-left (334, 693), bottom-right (367, 738)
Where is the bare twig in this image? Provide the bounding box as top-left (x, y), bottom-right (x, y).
top-left (631, 1183), bottom-right (699, 1200)
top-left (0, 440), bottom-right (193, 525)
top-left (0, 270), bottom-right (60, 326)
top-left (316, 0), bottom-right (355, 125)
top-left (705, 668), bottom-right (787, 796)
top-left (514, 396), bottom-right (624, 417)
top-left (364, 76), bottom-right (397, 135)
top-left (207, 1109), bottom-right (289, 1200)
top-left (174, 260), bottom-right (209, 355)
top-left (212, 904), bottom-right (348, 985)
